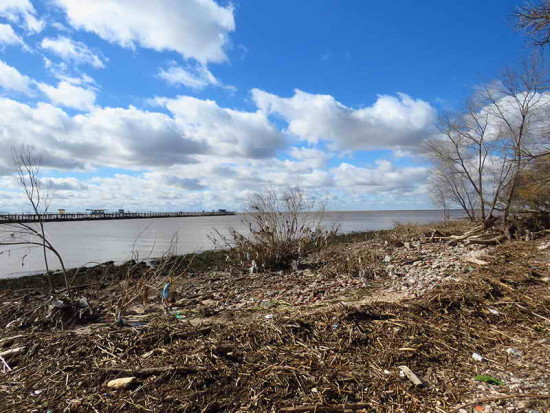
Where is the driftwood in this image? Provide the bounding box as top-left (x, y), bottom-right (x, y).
top-left (465, 234), bottom-right (507, 245)
top-left (398, 365), bottom-right (425, 387)
top-left (100, 365), bottom-right (203, 377)
top-left (463, 257), bottom-right (489, 266)
top-left (0, 346), bottom-right (26, 360)
top-left (279, 403), bottom-right (371, 412)
top-left (0, 335), bottom-right (25, 346)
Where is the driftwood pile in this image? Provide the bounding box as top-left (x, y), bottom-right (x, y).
top-left (0, 222), bottom-right (548, 412)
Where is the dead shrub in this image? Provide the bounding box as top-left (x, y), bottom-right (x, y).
top-left (212, 188), bottom-right (338, 271)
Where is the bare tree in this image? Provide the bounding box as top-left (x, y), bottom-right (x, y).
top-left (515, 0), bottom-right (550, 47)
top-left (479, 61), bottom-right (550, 220)
top-left (428, 167), bottom-right (478, 221)
top-left (426, 61), bottom-right (550, 226)
top-left (0, 146), bottom-right (70, 293)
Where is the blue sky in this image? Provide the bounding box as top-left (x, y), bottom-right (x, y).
top-left (0, 0), bottom-right (539, 212)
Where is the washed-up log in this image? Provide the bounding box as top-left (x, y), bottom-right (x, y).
top-left (279, 403), bottom-right (371, 412)
top-left (100, 365), bottom-right (203, 377)
top-left (398, 365), bottom-right (425, 387)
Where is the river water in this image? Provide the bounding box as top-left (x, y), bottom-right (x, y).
top-left (0, 210), bottom-right (463, 278)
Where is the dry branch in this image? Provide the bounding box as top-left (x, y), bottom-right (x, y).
top-left (100, 365), bottom-right (203, 377)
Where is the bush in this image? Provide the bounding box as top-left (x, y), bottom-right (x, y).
top-left (212, 188), bottom-right (338, 271)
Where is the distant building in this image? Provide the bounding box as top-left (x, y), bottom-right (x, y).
top-left (217, 209), bottom-right (228, 213)
top-left (118, 209), bottom-right (125, 214)
top-left (87, 209), bottom-right (106, 215)
top-left (58, 209), bottom-right (66, 215)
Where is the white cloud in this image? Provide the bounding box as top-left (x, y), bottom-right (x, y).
top-left (41, 36), bottom-right (105, 68)
top-left (42, 177), bottom-right (88, 191)
top-left (54, 0), bottom-right (235, 63)
top-left (0, 98), bottom-right (209, 170)
top-left (332, 160), bottom-right (429, 192)
top-left (155, 95), bottom-right (286, 159)
top-left (252, 89), bottom-right (436, 151)
top-left (0, 59), bottom-right (33, 95)
top-left (0, 0), bottom-right (44, 32)
top-left (289, 147), bottom-right (329, 169)
top-left (159, 62), bottom-right (219, 90)
top-left (37, 81), bottom-right (96, 111)
top-left (0, 23), bottom-right (24, 47)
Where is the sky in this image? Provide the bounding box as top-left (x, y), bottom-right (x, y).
top-left (0, 0), bottom-right (538, 212)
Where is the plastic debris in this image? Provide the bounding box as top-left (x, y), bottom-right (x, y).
top-left (264, 314), bottom-right (273, 319)
top-left (472, 352), bottom-right (484, 361)
top-left (474, 375), bottom-right (504, 385)
top-left (506, 348), bottom-right (524, 357)
top-left (161, 282), bottom-right (171, 299)
top-left (77, 297), bottom-right (89, 309)
top-left (488, 308), bottom-right (499, 315)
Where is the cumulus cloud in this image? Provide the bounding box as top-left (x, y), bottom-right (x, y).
top-left (332, 160), bottom-right (429, 192)
top-left (289, 147), bottom-right (329, 169)
top-left (38, 80), bottom-right (96, 111)
top-left (42, 177), bottom-right (88, 191)
top-left (0, 98), bottom-right (209, 170)
top-left (164, 176), bottom-right (206, 190)
top-left (41, 36), bottom-right (105, 68)
top-left (0, 23), bottom-right (24, 47)
top-left (0, 59), bottom-right (33, 95)
top-left (155, 95), bottom-right (287, 159)
top-left (252, 89), bottom-right (436, 151)
top-left (159, 62), bottom-right (220, 90)
top-left (53, 0), bottom-right (235, 64)
top-left (0, 0), bottom-right (44, 32)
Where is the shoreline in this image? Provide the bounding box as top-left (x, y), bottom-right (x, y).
top-left (0, 229), bottom-right (381, 287)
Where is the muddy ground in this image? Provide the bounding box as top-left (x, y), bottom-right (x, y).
top-left (0, 222), bottom-right (548, 412)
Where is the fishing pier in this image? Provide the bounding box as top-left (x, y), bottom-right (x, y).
top-left (0, 210), bottom-right (235, 224)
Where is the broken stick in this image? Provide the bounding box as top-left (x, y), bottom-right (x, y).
top-left (398, 365), bottom-right (425, 387)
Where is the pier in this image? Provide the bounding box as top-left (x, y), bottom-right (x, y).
top-left (0, 211), bottom-right (235, 224)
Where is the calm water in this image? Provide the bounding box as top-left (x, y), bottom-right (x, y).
top-left (0, 210), bottom-right (462, 278)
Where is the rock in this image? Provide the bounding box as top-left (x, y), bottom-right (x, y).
top-left (106, 377), bottom-right (137, 389)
